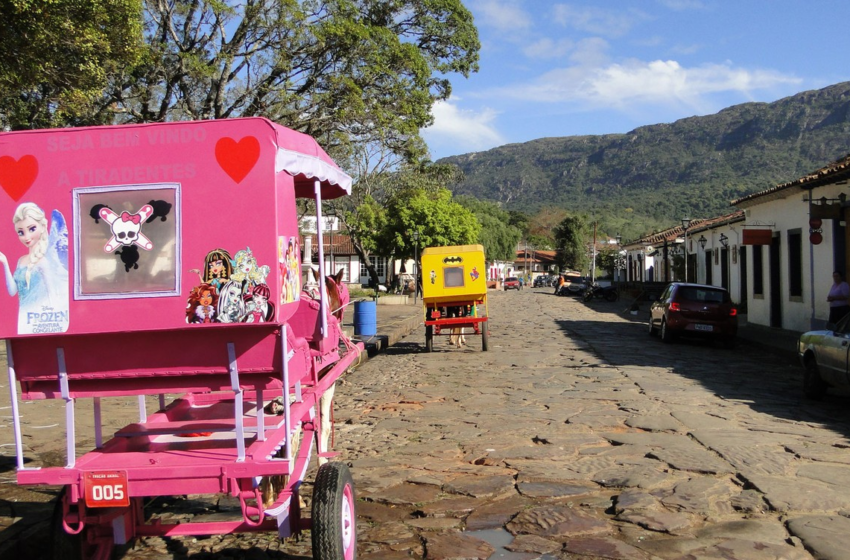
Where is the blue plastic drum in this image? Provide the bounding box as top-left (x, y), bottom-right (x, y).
top-left (353, 301), bottom-right (377, 336)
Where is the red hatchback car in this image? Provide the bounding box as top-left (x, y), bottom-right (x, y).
top-left (648, 283), bottom-right (738, 347)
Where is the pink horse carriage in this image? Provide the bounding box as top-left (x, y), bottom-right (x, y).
top-left (0, 118), bottom-right (362, 559)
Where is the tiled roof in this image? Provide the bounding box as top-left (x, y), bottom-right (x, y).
top-left (302, 233), bottom-right (357, 255)
top-left (732, 153), bottom-right (850, 206)
top-left (622, 211), bottom-right (744, 248)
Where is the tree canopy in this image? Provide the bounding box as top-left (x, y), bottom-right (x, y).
top-left (101, 0), bottom-right (477, 163)
top-left (0, 0), bottom-right (143, 129)
top-left (553, 214), bottom-right (589, 272)
top-left (456, 196), bottom-right (521, 261)
top-left (381, 187), bottom-right (480, 262)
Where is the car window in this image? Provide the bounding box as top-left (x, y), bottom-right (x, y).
top-left (835, 313), bottom-right (850, 334)
top-left (678, 287), bottom-right (728, 303)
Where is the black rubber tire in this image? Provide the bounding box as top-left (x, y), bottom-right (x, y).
top-left (481, 320), bottom-right (489, 351)
top-left (51, 489), bottom-right (84, 560)
top-left (312, 462), bottom-right (357, 560)
top-left (605, 290), bottom-right (619, 302)
top-left (660, 319), bottom-right (676, 343)
top-left (583, 291), bottom-right (593, 303)
top-left (803, 358), bottom-right (827, 400)
top-left (425, 327), bottom-right (433, 353)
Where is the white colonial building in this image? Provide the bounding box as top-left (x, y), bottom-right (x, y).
top-left (732, 155), bottom-right (850, 332)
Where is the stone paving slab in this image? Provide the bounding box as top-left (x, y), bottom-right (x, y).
top-left (3, 289), bottom-right (848, 559)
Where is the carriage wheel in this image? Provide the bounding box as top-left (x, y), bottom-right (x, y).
top-left (312, 462), bottom-right (357, 560)
top-left (425, 326), bottom-right (433, 352)
top-left (481, 320), bottom-right (489, 351)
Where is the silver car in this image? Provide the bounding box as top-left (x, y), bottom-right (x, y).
top-left (798, 313), bottom-right (850, 399)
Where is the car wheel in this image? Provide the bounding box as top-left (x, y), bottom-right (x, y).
top-left (648, 318), bottom-right (657, 336)
top-left (803, 357), bottom-right (827, 400)
top-left (660, 319), bottom-right (676, 343)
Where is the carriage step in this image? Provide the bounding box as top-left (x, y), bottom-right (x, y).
top-left (114, 417), bottom-right (284, 437)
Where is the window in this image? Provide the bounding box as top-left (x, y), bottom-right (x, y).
top-left (444, 266), bottom-right (465, 288)
top-left (753, 245), bottom-right (764, 296)
top-left (331, 257), bottom-right (350, 282)
top-left (360, 256), bottom-right (386, 278)
top-left (74, 183), bottom-right (180, 299)
top-left (788, 229), bottom-right (803, 298)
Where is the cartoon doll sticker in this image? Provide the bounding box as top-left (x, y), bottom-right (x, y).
top-left (242, 283), bottom-right (274, 323)
top-left (231, 247), bottom-right (270, 294)
top-left (186, 283), bottom-right (218, 323)
top-left (0, 202), bottom-right (70, 334)
top-left (216, 280), bottom-right (246, 323)
top-left (190, 248), bottom-right (233, 292)
top-left (278, 236), bottom-right (301, 305)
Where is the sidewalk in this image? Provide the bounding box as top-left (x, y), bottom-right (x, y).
top-left (737, 320), bottom-right (803, 361)
top-left (343, 297), bottom-right (422, 357)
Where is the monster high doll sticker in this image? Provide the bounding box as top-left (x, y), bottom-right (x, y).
top-left (186, 283), bottom-right (218, 323)
top-left (278, 236), bottom-right (300, 305)
top-left (216, 280), bottom-right (245, 323)
top-left (242, 283), bottom-right (274, 323)
top-left (231, 247), bottom-right (270, 295)
top-left (190, 248), bottom-right (233, 292)
top-left (0, 203), bottom-right (70, 334)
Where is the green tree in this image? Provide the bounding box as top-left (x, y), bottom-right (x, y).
top-left (329, 159), bottom-right (464, 288)
top-left (0, 0), bottom-right (143, 129)
top-left (553, 214), bottom-right (589, 272)
top-left (456, 196), bottom-right (522, 261)
top-left (381, 187), bottom-right (480, 273)
top-left (101, 0), bottom-right (479, 163)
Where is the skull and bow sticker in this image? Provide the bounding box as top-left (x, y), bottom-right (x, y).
top-left (89, 200), bottom-right (171, 271)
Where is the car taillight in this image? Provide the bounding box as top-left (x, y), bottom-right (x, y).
top-left (729, 308), bottom-right (737, 316)
top-left (669, 302), bottom-right (681, 312)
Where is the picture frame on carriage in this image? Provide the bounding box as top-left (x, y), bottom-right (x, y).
top-left (73, 182), bottom-right (182, 300)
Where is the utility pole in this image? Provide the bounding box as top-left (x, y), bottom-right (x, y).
top-left (590, 222), bottom-right (597, 282)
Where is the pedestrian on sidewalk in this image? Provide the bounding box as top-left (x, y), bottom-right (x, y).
top-left (827, 270), bottom-right (850, 325)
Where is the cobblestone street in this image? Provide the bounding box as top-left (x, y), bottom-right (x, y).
top-left (4, 288), bottom-right (850, 559)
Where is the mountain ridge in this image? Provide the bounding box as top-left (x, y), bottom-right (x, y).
top-left (440, 82), bottom-right (850, 237)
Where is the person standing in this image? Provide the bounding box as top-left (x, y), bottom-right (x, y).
top-left (827, 271), bottom-right (850, 325)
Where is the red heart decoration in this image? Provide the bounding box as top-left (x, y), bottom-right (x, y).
top-left (0, 155), bottom-right (38, 201)
top-left (215, 136), bottom-right (260, 184)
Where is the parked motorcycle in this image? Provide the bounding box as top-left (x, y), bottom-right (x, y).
top-left (582, 283), bottom-right (619, 302)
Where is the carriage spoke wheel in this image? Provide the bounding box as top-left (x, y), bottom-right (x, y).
top-left (312, 462), bottom-right (356, 560)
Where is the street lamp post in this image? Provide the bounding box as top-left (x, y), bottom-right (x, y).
top-left (681, 218), bottom-right (691, 282)
top-left (413, 230), bottom-right (420, 304)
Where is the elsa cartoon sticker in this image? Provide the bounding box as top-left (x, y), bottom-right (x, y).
top-left (0, 202), bottom-right (70, 334)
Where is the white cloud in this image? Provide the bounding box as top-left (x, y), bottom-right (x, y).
top-left (657, 0), bottom-right (706, 10)
top-left (496, 59), bottom-right (802, 111)
top-left (523, 37), bottom-right (574, 59)
top-left (552, 4), bottom-right (649, 37)
top-left (569, 37), bottom-right (610, 66)
top-left (423, 100), bottom-right (505, 153)
top-left (471, 0), bottom-right (532, 31)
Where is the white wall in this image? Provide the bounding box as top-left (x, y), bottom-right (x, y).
top-left (743, 183), bottom-right (846, 332)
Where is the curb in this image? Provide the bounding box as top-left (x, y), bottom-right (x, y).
top-left (350, 311), bottom-right (422, 359)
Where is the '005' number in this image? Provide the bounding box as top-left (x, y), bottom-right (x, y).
top-left (91, 484), bottom-right (125, 501)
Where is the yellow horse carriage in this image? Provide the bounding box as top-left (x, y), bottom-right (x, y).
top-left (420, 244), bottom-right (489, 352)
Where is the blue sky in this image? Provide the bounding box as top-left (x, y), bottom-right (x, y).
top-left (421, 0), bottom-right (850, 161)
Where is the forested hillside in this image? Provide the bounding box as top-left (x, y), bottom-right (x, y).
top-left (441, 82), bottom-right (850, 239)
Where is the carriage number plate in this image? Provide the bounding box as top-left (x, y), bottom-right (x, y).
top-left (694, 324), bottom-right (713, 332)
top-left (84, 471), bottom-right (129, 508)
